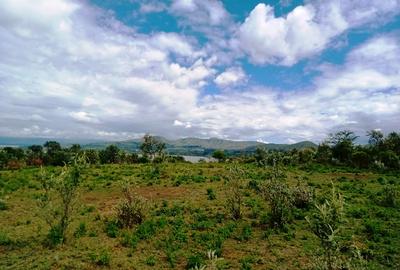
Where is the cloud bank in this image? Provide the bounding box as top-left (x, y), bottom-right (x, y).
top-left (0, 0), bottom-right (399, 143)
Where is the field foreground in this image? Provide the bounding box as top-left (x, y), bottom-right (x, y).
top-left (0, 163), bottom-right (399, 269)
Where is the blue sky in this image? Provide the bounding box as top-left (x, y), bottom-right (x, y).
top-left (0, 0), bottom-right (399, 143)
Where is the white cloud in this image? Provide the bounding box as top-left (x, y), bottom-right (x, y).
top-left (236, 1), bottom-right (400, 66)
top-left (214, 67), bottom-right (246, 87)
top-left (236, 3), bottom-right (347, 66)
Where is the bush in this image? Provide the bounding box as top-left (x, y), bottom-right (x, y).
top-left (292, 181), bottom-right (313, 209)
top-left (225, 166), bottom-right (244, 220)
top-left (381, 185), bottom-right (397, 207)
top-left (0, 231), bottom-right (12, 246)
top-left (0, 200), bottom-right (8, 211)
top-left (261, 180), bottom-right (293, 228)
top-left (207, 188), bottom-right (216, 200)
top-left (145, 255), bottom-right (156, 266)
top-left (306, 185), bottom-right (344, 270)
top-left (186, 254), bottom-right (205, 270)
top-left (116, 183), bottom-right (148, 228)
top-left (104, 219), bottom-right (119, 238)
top-left (74, 222), bottom-right (87, 238)
top-left (90, 250), bottom-right (111, 266)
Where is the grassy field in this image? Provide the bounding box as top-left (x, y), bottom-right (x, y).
top-left (0, 162), bottom-right (399, 269)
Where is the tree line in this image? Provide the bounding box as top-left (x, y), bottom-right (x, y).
top-left (1, 130), bottom-right (399, 170)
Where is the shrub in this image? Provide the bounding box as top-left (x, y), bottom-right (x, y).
top-left (37, 155), bottom-right (87, 246)
top-left (187, 254), bottom-right (205, 270)
top-left (292, 180), bottom-right (313, 209)
top-left (116, 183), bottom-right (148, 228)
top-left (0, 200), bottom-right (8, 211)
top-left (104, 219), bottom-right (119, 238)
top-left (237, 224), bottom-right (252, 241)
top-left (381, 185), bottom-right (397, 207)
top-left (225, 166), bottom-right (244, 220)
top-left (207, 188), bottom-right (216, 200)
top-left (90, 250), bottom-right (111, 266)
top-left (145, 255), bottom-right (156, 266)
top-left (306, 185), bottom-right (344, 270)
top-left (261, 180), bottom-right (293, 228)
top-left (74, 222), bottom-right (87, 238)
top-left (0, 231), bottom-right (12, 246)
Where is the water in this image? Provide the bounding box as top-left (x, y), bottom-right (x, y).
top-left (181, 155), bottom-right (216, 163)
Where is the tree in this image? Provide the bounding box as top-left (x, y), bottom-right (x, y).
top-left (99, 145), bottom-right (120, 164)
top-left (37, 155), bottom-right (87, 246)
top-left (140, 134), bottom-right (166, 162)
top-left (384, 132), bottom-right (400, 155)
top-left (315, 143), bottom-right (332, 164)
top-left (327, 130), bottom-right (358, 164)
top-left (212, 150), bottom-right (226, 162)
top-left (367, 130), bottom-right (384, 148)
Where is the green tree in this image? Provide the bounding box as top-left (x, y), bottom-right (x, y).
top-left (99, 145), bottom-right (120, 164)
top-left (212, 150), bottom-right (226, 162)
top-left (328, 130), bottom-right (358, 164)
top-left (140, 134), bottom-right (166, 162)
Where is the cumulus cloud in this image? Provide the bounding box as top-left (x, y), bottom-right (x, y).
top-left (214, 67), bottom-right (247, 88)
top-left (0, 0), bottom-right (399, 143)
top-left (236, 0), bottom-right (400, 66)
top-left (185, 35), bottom-right (400, 142)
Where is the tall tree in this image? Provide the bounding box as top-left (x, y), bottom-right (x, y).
top-left (140, 134), bottom-right (166, 162)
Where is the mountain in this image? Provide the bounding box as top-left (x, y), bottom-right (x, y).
top-left (0, 136), bottom-right (317, 156)
top-left (82, 137), bottom-right (317, 156)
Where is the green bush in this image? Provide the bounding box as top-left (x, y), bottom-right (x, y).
top-left (145, 255), bottom-right (156, 266)
top-left (0, 200), bottom-right (8, 211)
top-left (74, 222), bottom-right (87, 238)
top-left (116, 183), bottom-right (148, 228)
top-left (0, 231), bottom-right (12, 246)
top-left (206, 188), bottom-right (216, 200)
top-left (90, 250), bottom-right (111, 266)
top-left (104, 219), bottom-right (119, 238)
top-left (186, 254), bottom-right (205, 269)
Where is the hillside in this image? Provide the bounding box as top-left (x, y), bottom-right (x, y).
top-left (83, 137), bottom-right (317, 156)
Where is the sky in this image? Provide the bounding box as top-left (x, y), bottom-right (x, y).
top-left (0, 0), bottom-right (399, 143)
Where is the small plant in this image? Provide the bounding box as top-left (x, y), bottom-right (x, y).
top-left (225, 166), bottom-right (244, 220)
top-left (90, 249), bottom-right (111, 266)
top-left (236, 224), bottom-right (252, 241)
top-left (0, 231), bottom-right (12, 246)
top-left (207, 188), bottom-right (216, 200)
top-left (37, 155), bottom-right (87, 246)
top-left (145, 255), bottom-right (156, 266)
top-left (116, 182), bottom-right (148, 228)
top-left (261, 180), bottom-right (293, 228)
top-left (74, 222), bottom-right (87, 238)
top-left (292, 179), bottom-right (313, 209)
top-left (187, 254), bottom-right (205, 270)
top-left (306, 185), bottom-right (344, 270)
top-left (0, 199), bottom-right (8, 211)
top-left (104, 219), bottom-right (119, 238)
top-left (381, 185), bottom-right (397, 207)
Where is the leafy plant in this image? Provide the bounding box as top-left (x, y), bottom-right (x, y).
top-left (116, 182), bottom-right (148, 228)
top-left (37, 155), bottom-right (87, 246)
top-left (306, 185), bottom-right (344, 270)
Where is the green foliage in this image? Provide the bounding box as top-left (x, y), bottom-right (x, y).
top-left (104, 219), bottom-right (119, 238)
top-left (212, 150), bottom-right (226, 162)
top-left (0, 231), bottom-right (12, 246)
top-left (37, 155), bottom-right (87, 245)
top-left (140, 134), bottom-right (166, 162)
top-left (306, 185), bottom-right (344, 270)
top-left (206, 188), bottom-right (216, 200)
top-left (74, 222), bottom-right (87, 238)
top-left (145, 255), bottom-right (156, 266)
top-left (116, 183), bottom-right (148, 228)
top-left (225, 166), bottom-right (244, 220)
top-left (0, 199), bottom-right (8, 210)
top-left (381, 185), bottom-right (398, 207)
top-left (262, 177), bottom-right (293, 228)
top-left (187, 254), bottom-right (205, 270)
top-left (90, 249), bottom-right (111, 266)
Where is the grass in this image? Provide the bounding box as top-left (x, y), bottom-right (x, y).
top-left (0, 162), bottom-right (399, 269)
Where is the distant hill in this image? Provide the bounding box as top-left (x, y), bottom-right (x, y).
top-left (0, 136), bottom-right (317, 156)
top-left (82, 137), bottom-right (317, 156)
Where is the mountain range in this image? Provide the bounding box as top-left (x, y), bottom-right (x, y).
top-left (0, 136), bottom-right (317, 156)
